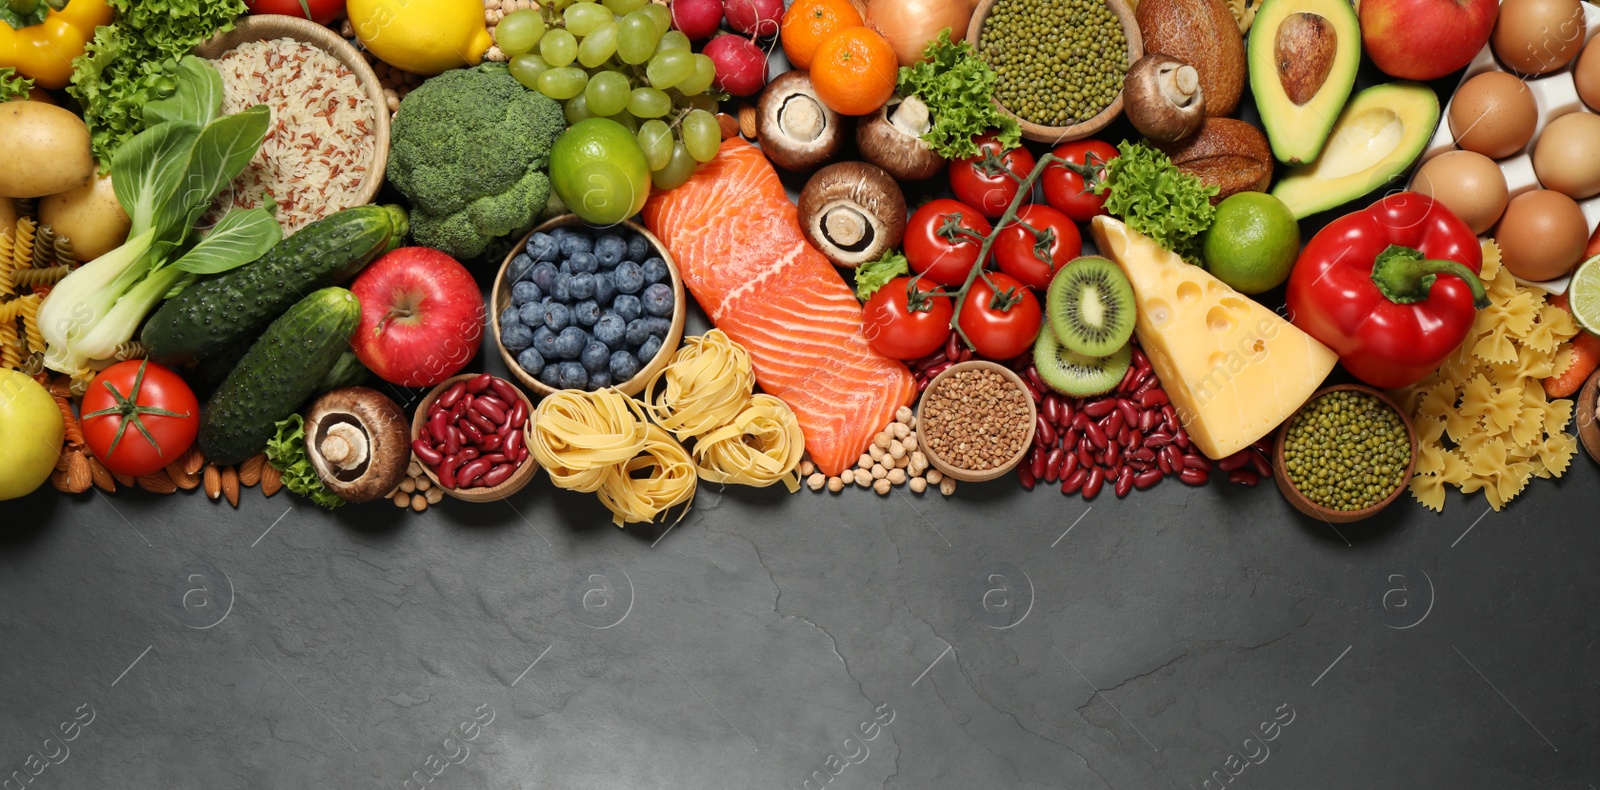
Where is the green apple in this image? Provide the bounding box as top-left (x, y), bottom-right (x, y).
top-left (1, 369), bottom-right (64, 500)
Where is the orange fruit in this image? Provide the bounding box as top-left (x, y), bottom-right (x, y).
top-left (780, 0), bottom-right (864, 71)
top-left (810, 26), bottom-right (897, 116)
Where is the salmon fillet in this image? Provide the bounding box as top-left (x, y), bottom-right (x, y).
top-left (644, 139), bottom-right (917, 477)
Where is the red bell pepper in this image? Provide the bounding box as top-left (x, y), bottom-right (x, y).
top-left (1287, 193), bottom-right (1489, 389)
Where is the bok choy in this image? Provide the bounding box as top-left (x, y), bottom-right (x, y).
top-left (40, 56), bottom-right (281, 373)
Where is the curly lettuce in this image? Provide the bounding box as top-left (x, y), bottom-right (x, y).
top-left (896, 30), bottom-right (1021, 161)
top-left (265, 414), bottom-right (346, 509)
top-left (1094, 140), bottom-right (1218, 264)
top-left (0, 68), bottom-right (34, 103)
top-left (854, 250), bottom-right (910, 301)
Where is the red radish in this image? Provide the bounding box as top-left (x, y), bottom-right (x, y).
top-left (722, 0), bottom-right (782, 37)
top-left (704, 33), bottom-right (769, 96)
top-left (671, 0), bottom-right (724, 42)
top-left (349, 247), bottom-right (485, 387)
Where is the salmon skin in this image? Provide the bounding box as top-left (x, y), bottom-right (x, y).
top-left (644, 139), bottom-right (917, 477)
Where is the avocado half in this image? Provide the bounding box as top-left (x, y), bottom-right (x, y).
top-left (1248, 0), bottom-right (1360, 165)
top-left (1271, 82), bottom-right (1440, 220)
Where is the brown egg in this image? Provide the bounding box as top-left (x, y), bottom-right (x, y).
top-left (1448, 72), bottom-right (1538, 158)
top-left (1414, 151), bottom-right (1510, 234)
top-left (1577, 37), bottom-right (1600, 111)
top-left (1534, 112), bottom-right (1600, 198)
top-left (1492, 0), bottom-right (1587, 75)
top-left (1495, 189), bottom-right (1590, 280)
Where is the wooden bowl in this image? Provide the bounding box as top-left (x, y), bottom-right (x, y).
top-left (409, 374), bottom-right (539, 503)
top-left (194, 14), bottom-right (390, 209)
top-left (1577, 368), bottom-right (1600, 465)
top-left (490, 215), bottom-right (686, 398)
top-left (1271, 384), bottom-right (1419, 524)
top-left (915, 361), bottom-right (1038, 483)
top-left (967, 0), bottom-right (1143, 143)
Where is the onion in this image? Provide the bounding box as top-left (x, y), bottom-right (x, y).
top-left (865, 0), bottom-right (974, 67)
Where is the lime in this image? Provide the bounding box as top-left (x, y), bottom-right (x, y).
top-left (1201, 192), bottom-right (1300, 295)
top-left (1569, 254), bottom-right (1600, 335)
top-left (550, 118), bottom-right (652, 226)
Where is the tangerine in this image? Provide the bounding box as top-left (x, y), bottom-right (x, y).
top-left (780, 0), bottom-right (864, 71)
top-left (809, 26), bottom-right (897, 116)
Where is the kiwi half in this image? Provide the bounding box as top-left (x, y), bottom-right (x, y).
top-left (1047, 256), bottom-right (1136, 358)
top-left (1033, 324), bottom-right (1131, 397)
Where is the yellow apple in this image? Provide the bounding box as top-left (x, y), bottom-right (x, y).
top-left (0, 369), bottom-right (64, 500)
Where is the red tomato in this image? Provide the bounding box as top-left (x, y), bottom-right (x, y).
top-left (993, 204), bottom-right (1082, 290)
top-left (904, 199), bottom-right (993, 286)
top-left (81, 360), bottom-right (200, 478)
top-left (861, 277), bottom-right (954, 360)
top-left (958, 272), bottom-right (1042, 361)
top-left (1042, 139), bottom-right (1119, 223)
top-left (247, 0), bottom-right (346, 23)
top-left (950, 133), bottom-right (1037, 218)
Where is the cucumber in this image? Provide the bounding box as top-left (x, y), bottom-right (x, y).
top-left (317, 350), bottom-right (371, 392)
top-left (142, 204), bottom-right (406, 365)
top-left (198, 288), bottom-right (361, 464)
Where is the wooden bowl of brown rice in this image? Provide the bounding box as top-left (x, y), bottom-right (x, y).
top-left (194, 15), bottom-right (389, 235)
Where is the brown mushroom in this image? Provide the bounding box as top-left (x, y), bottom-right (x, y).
top-left (303, 387), bottom-right (410, 504)
top-left (856, 95), bottom-right (946, 182)
top-left (756, 70), bottom-right (843, 172)
top-left (798, 162), bottom-right (907, 268)
top-left (1123, 55), bottom-right (1207, 143)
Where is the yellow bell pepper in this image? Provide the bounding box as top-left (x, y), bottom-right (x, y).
top-left (0, 0), bottom-right (114, 90)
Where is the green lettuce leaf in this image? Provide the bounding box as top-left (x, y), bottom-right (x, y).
top-left (896, 30), bottom-right (1021, 161)
top-left (0, 68), bottom-right (34, 103)
top-left (265, 414), bottom-right (347, 509)
top-left (854, 250), bottom-right (910, 301)
top-left (1094, 140), bottom-right (1218, 264)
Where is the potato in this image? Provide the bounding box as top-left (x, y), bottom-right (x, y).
top-left (0, 102), bottom-right (94, 199)
top-left (39, 173), bottom-right (129, 262)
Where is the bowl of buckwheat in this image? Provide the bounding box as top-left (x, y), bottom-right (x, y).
top-left (915, 361), bottom-right (1037, 483)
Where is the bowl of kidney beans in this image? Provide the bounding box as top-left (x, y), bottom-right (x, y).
top-left (409, 373), bottom-right (538, 502)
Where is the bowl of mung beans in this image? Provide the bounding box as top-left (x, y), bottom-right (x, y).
top-left (916, 361), bottom-right (1037, 483)
top-left (1271, 385), bottom-right (1418, 524)
top-left (967, 0), bottom-right (1142, 143)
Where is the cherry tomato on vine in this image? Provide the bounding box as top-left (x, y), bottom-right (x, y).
top-left (1041, 139), bottom-right (1119, 223)
top-left (861, 277), bottom-right (954, 360)
top-left (950, 133), bottom-right (1037, 219)
top-left (958, 272), bottom-right (1042, 361)
top-left (904, 199), bottom-right (993, 286)
top-left (994, 204), bottom-right (1082, 290)
top-left (247, 0), bottom-right (346, 23)
top-left (81, 360), bottom-right (200, 478)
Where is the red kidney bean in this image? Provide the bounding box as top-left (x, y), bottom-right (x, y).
top-left (457, 458), bottom-right (492, 487)
top-left (945, 333), bottom-right (962, 361)
top-left (1144, 432), bottom-right (1172, 448)
top-left (475, 397), bottom-right (508, 423)
top-left (1106, 444), bottom-right (1121, 469)
top-left (1105, 410), bottom-right (1124, 438)
top-left (517, 447), bottom-right (529, 462)
top-left (504, 428), bottom-right (524, 459)
top-left (1114, 466), bottom-right (1134, 497)
top-left (1157, 451), bottom-right (1172, 475)
top-left (1018, 466), bottom-right (1036, 490)
top-left (1082, 467), bottom-right (1104, 499)
top-left (1125, 428), bottom-right (1140, 449)
top-left (1023, 381), bottom-right (1043, 404)
top-left (458, 447), bottom-right (480, 462)
top-left (1136, 389), bottom-right (1169, 408)
top-left (1131, 346), bottom-right (1148, 366)
top-left (1133, 378), bottom-right (1158, 397)
top-left (1116, 399), bottom-right (1138, 425)
top-left (1218, 452), bottom-right (1249, 472)
top-left (508, 400), bottom-right (528, 429)
top-left (1249, 450), bottom-right (1273, 479)
top-left (1229, 469), bottom-right (1260, 486)
top-left (428, 412), bottom-right (449, 444)
top-left (483, 462), bottom-right (517, 488)
top-left (1130, 448), bottom-right (1155, 463)
top-left (1059, 450), bottom-right (1079, 480)
top-left (487, 378), bottom-right (516, 403)
top-left (1059, 398), bottom-right (1075, 427)
top-left (1084, 399), bottom-right (1116, 418)
top-left (437, 381), bottom-right (467, 408)
top-left (467, 373), bottom-right (492, 394)
top-left (1161, 445), bottom-right (1182, 472)
top-left (478, 453), bottom-right (508, 466)
top-left (1042, 396), bottom-right (1059, 426)
top-left (1085, 422), bottom-right (1107, 449)
top-left (1077, 445), bottom-right (1096, 468)
top-left (1062, 427), bottom-right (1080, 449)
top-left (464, 410), bottom-right (493, 435)
top-left (1134, 470), bottom-right (1163, 489)
top-left (480, 434), bottom-right (503, 452)
top-left (1072, 412), bottom-right (1090, 432)
top-left (924, 361), bottom-right (952, 381)
top-left (1061, 468), bottom-right (1088, 495)
top-left (438, 459), bottom-right (458, 489)
top-left (1175, 431), bottom-right (1191, 449)
top-left (1116, 363), bottom-right (1140, 392)
top-left (1161, 404), bottom-right (1177, 426)
top-left (460, 420), bottom-right (484, 444)
top-left (1136, 408), bottom-right (1154, 433)
top-left (412, 440), bottom-right (443, 467)
top-left (1178, 468), bottom-right (1208, 485)
top-left (1028, 446), bottom-right (1046, 479)
top-left (1026, 367), bottom-right (1047, 393)
top-left (1045, 447), bottom-right (1066, 483)
top-left (1182, 453), bottom-right (1210, 471)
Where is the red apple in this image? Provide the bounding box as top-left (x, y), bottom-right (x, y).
top-left (1360, 0), bottom-right (1498, 80)
top-left (349, 247), bottom-right (484, 388)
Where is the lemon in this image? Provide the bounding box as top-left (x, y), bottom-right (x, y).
top-left (1569, 254), bottom-right (1600, 335)
top-left (1201, 193), bottom-right (1300, 295)
top-left (348, 0), bottom-right (493, 76)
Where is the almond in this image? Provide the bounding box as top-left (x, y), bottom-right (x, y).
top-left (1155, 118), bottom-right (1273, 203)
top-left (137, 470), bottom-right (178, 494)
top-left (717, 112), bottom-right (740, 141)
top-left (112, 470), bottom-right (136, 488)
top-left (166, 460), bottom-right (199, 490)
top-left (46, 377), bottom-right (72, 399)
top-left (260, 463), bottom-right (283, 497)
top-left (203, 464), bottom-right (222, 500)
top-left (739, 103), bottom-right (758, 140)
top-left (55, 449), bottom-right (70, 471)
top-left (182, 446), bottom-right (206, 476)
top-left (50, 468), bottom-right (72, 492)
top-left (86, 455), bottom-right (116, 493)
top-left (222, 467), bottom-right (240, 508)
top-left (65, 451), bottom-right (93, 494)
top-left (238, 454), bottom-right (266, 487)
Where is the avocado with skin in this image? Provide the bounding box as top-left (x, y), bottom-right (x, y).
top-left (1271, 82), bottom-right (1440, 220)
top-left (1248, 0), bottom-right (1361, 164)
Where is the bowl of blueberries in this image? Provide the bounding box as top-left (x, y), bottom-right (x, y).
top-left (491, 215), bottom-right (686, 397)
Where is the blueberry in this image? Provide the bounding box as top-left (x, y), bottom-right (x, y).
top-left (568, 272), bottom-right (596, 300)
top-left (567, 251), bottom-right (599, 274)
top-left (594, 234), bottom-right (627, 267)
top-left (512, 281), bottom-right (542, 304)
top-left (557, 361), bottom-right (589, 390)
top-left (641, 282), bottom-right (674, 317)
top-left (609, 349), bottom-right (641, 381)
top-left (626, 232), bottom-right (651, 262)
top-left (539, 363), bottom-right (563, 388)
top-left (508, 253), bottom-right (536, 283)
top-left (518, 301), bottom-right (543, 326)
top-left (555, 229), bottom-right (592, 257)
top-left (594, 313), bottom-right (627, 348)
top-left (641, 257), bottom-right (668, 285)
top-left (544, 302), bottom-right (570, 331)
top-left (530, 262), bottom-right (558, 293)
top-left (593, 272), bottom-right (616, 305)
top-left (581, 340), bottom-right (611, 373)
top-left (532, 325), bottom-right (559, 358)
top-left (638, 334), bottom-right (663, 364)
top-left (613, 260), bottom-right (644, 294)
top-left (499, 305), bottom-right (522, 327)
top-left (625, 318), bottom-right (655, 347)
top-left (516, 347), bottom-right (546, 377)
top-left (613, 293), bottom-right (642, 321)
top-left (643, 316), bottom-right (673, 337)
top-left (559, 259), bottom-right (575, 276)
top-left (550, 272), bottom-right (572, 302)
top-left (500, 322), bottom-right (534, 351)
top-left (572, 299), bottom-right (601, 327)
top-left (526, 232), bottom-right (560, 262)
top-left (555, 326), bottom-right (588, 359)
top-left (588, 369), bottom-right (612, 389)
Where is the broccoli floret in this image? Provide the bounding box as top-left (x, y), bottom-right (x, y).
top-left (386, 64), bottom-right (566, 259)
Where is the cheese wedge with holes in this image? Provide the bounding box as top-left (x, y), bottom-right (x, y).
top-left (1090, 216), bottom-right (1337, 459)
